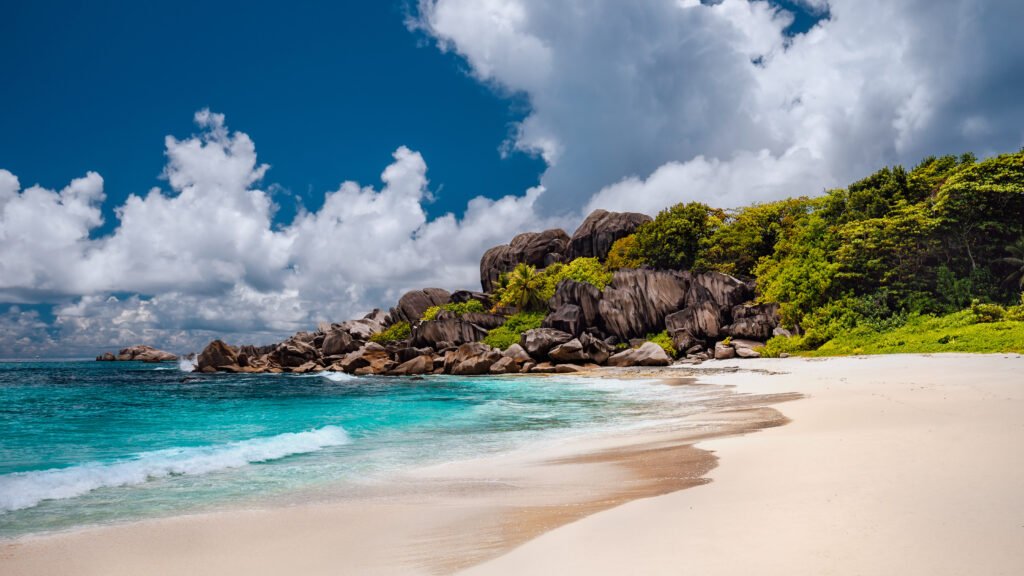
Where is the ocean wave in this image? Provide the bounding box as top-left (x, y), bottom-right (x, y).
top-left (317, 371), bottom-right (358, 382)
top-left (0, 425), bottom-right (350, 513)
top-left (178, 357), bottom-right (197, 372)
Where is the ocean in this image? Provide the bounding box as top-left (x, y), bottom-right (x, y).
top-left (0, 360), bottom-right (716, 539)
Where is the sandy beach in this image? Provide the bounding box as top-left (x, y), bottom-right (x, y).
top-left (3, 354), bottom-right (1023, 575)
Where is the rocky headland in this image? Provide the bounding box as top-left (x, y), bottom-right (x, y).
top-left (195, 209), bottom-right (783, 376)
top-left (96, 345), bottom-right (179, 363)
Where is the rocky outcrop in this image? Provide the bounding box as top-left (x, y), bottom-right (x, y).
top-left (503, 343), bottom-right (532, 363)
top-left (337, 343), bottom-right (394, 375)
top-left (723, 303), bottom-right (779, 341)
top-left (520, 328), bottom-right (574, 360)
top-left (542, 304), bottom-right (583, 337)
top-left (96, 345), bottom-right (178, 363)
top-left (321, 328), bottom-right (357, 357)
top-left (599, 269), bottom-right (689, 340)
top-left (334, 309), bottom-right (387, 341)
top-left (606, 342), bottom-right (672, 367)
top-left (567, 209), bottom-right (651, 261)
top-left (390, 288), bottom-right (451, 325)
top-left (548, 279), bottom-right (602, 330)
top-left (488, 356), bottom-right (520, 374)
top-left (447, 342), bottom-right (503, 376)
top-left (412, 318), bottom-right (489, 348)
top-left (273, 338), bottom-right (320, 368)
top-left (197, 340), bottom-right (238, 372)
top-left (480, 229), bottom-right (570, 292)
top-left (389, 355), bottom-right (433, 376)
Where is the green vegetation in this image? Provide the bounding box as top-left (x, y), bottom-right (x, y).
top-left (494, 258), bottom-right (612, 311)
top-left (421, 299), bottom-right (485, 322)
top-left (634, 202), bottom-right (724, 270)
top-left (622, 150), bottom-right (1024, 355)
top-left (645, 330), bottom-right (677, 357)
top-left (796, 311), bottom-right (1024, 356)
top-left (482, 312), bottom-right (546, 350)
top-left (605, 234), bottom-right (642, 270)
top-left (370, 321), bottom-right (411, 344)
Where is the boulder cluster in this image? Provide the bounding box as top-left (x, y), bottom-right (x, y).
top-left (195, 209), bottom-right (783, 376)
top-left (96, 345), bottom-right (178, 363)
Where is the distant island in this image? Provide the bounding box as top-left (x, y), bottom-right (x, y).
top-left (184, 150), bottom-right (1023, 376)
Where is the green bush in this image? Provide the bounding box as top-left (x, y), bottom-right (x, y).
top-left (634, 202), bottom-right (725, 270)
top-left (605, 235), bottom-right (642, 270)
top-left (482, 312), bottom-right (546, 350)
top-left (421, 299), bottom-right (486, 322)
top-left (645, 331), bottom-right (677, 358)
top-left (970, 300), bottom-right (1006, 323)
top-left (370, 321), bottom-right (411, 344)
top-left (494, 263), bottom-right (548, 311)
top-left (546, 257), bottom-right (613, 292)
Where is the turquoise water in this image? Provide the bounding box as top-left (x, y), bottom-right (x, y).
top-left (0, 361), bottom-right (709, 539)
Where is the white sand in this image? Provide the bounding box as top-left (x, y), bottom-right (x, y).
top-left (463, 354), bottom-right (1024, 575)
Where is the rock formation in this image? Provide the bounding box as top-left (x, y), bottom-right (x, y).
top-left (567, 209), bottom-right (651, 260)
top-left (480, 229), bottom-right (570, 292)
top-left (96, 345), bottom-right (178, 363)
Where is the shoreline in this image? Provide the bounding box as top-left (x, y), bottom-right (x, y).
top-left (3, 353), bottom-right (1022, 575)
top-left (0, 374), bottom-right (797, 575)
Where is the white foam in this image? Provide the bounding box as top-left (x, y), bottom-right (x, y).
top-left (178, 357), bottom-right (197, 372)
top-left (318, 371), bottom-right (358, 382)
top-left (0, 425), bottom-right (350, 513)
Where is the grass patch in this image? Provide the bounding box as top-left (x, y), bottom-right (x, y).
top-left (482, 312), bottom-right (546, 350)
top-left (794, 310), bottom-right (1024, 356)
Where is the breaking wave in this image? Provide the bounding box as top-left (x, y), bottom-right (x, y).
top-left (0, 425), bottom-right (350, 513)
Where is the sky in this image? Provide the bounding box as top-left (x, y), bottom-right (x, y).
top-left (1, 0), bottom-right (1023, 357)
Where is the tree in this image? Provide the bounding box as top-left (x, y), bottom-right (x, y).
top-left (498, 263), bottom-right (548, 311)
top-left (700, 197), bottom-right (815, 278)
top-left (634, 202), bottom-right (724, 270)
top-left (996, 238), bottom-right (1024, 290)
top-left (605, 234), bottom-right (642, 270)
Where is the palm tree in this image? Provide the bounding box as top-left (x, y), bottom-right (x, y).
top-left (996, 238), bottom-right (1024, 291)
top-left (502, 263), bottom-right (547, 311)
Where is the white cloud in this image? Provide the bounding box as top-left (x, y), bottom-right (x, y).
top-left (0, 112), bottom-right (561, 356)
top-left (417, 0), bottom-right (1024, 213)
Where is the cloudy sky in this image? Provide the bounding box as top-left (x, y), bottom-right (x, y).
top-left (2, 0), bottom-right (1022, 357)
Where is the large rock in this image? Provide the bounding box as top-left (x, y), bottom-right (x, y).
top-left (412, 318), bottom-right (489, 348)
top-left (335, 309), bottom-right (387, 340)
top-left (520, 328), bottom-right (574, 360)
top-left (665, 301), bottom-right (722, 347)
top-left (543, 304), bottom-right (583, 337)
top-left (731, 339), bottom-right (764, 358)
top-left (98, 345), bottom-right (178, 363)
top-left (599, 269), bottom-right (689, 340)
top-left (197, 340), bottom-right (238, 372)
top-left (459, 312), bottom-right (506, 330)
top-left (724, 303), bottom-right (780, 341)
top-left (687, 272), bottom-right (753, 316)
top-left (321, 328), bottom-right (357, 357)
top-left (390, 288), bottom-right (451, 325)
top-left (448, 342), bottom-right (503, 375)
top-left (568, 209), bottom-right (651, 261)
top-left (548, 279), bottom-right (602, 332)
top-left (606, 342), bottom-right (672, 367)
top-left (488, 356), bottom-right (520, 374)
top-left (338, 343), bottom-right (392, 374)
top-left (480, 229), bottom-right (570, 292)
top-left (389, 355), bottom-right (433, 376)
top-left (714, 341), bottom-right (737, 360)
top-left (273, 338), bottom-right (320, 368)
top-left (503, 343), bottom-right (532, 362)
top-left (579, 332), bottom-right (613, 365)
top-left (548, 338), bottom-right (588, 363)
top-left (448, 290), bottom-right (492, 308)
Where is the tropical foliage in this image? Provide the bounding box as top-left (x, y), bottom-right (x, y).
top-left (421, 299), bottom-right (485, 322)
top-left (370, 321), bottom-right (411, 344)
top-left (482, 312), bottom-right (546, 350)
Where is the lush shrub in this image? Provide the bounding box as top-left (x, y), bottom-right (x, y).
top-left (421, 299), bottom-right (486, 322)
top-left (760, 334), bottom-right (810, 357)
top-left (634, 202), bottom-right (725, 270)
top-left (370, 321), bottom-right (411, 344)
top-left (645, 331), bottom-right (677, 357)
top-left (970, 300), bottom-right (1006, 323)
top-left (547, 257), bottom-right (613, 291)
top-left (482, 312), bottom-right (546, 350)
top-left (605, 235), bottom-right (642, 270)
top-left (494, 264), bottom-right (548, 311)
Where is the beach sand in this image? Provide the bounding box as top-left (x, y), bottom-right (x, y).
top-left (3, 354), bottom-right (1023, 575)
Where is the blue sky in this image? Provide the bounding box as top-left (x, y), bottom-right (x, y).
top-left (0, 1), bottom-right (546, 229)
top-left (1, 0), bottom-right (1021, 357)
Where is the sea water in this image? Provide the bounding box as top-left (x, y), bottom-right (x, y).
top-left (0, 361), bottom-right (713, 539)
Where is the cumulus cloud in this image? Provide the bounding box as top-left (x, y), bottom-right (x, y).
top-left (0, 113), bottom-right (563, 356)
top-left (416, 0), bottom-right (1024, 212)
